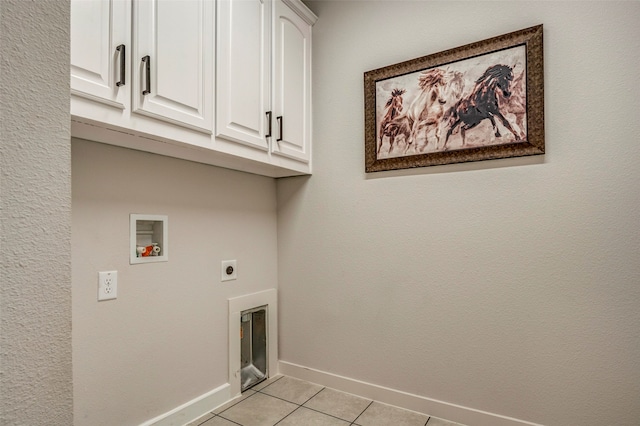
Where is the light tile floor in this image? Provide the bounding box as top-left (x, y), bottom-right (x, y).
top-left (188, 375), bottom-right (466, 426)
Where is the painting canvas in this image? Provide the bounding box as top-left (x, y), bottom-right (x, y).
top-left (364, 25), bottom-right (544, 172)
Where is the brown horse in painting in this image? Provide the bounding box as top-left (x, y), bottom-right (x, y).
top-left (378, 88), bottom-right (407, 154)
top-left (379, 114), bottom-right (413, 155)
top-left (497, 69), bottom-right (526, 140)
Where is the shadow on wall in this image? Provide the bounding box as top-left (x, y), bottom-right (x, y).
top-left (276, 175), bottom-right (311, 206)
top-left (364, 153), bottom-right (545, 180)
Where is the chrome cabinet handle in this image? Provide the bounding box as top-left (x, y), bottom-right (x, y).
top-left (142, 55), bottom-right (151, 95)
top-left (276, 116), bottom-right (283, 142)
top-left (116, 44), bottom-right (125, 87)
top-left (266, 111), bottom-right (272, 138)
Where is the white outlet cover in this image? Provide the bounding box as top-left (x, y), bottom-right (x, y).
top-left (98, 271), bottom-right (118, 301)
top-left (221, 260), bottom-right (237, 282)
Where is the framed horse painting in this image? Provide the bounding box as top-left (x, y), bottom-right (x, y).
top-left (364, 25), bottom-right (544, 172)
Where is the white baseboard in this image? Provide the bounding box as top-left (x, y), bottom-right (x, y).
top-left (139, 382), bottom-right (230, 426)
top-left (279, 361), bottom-right (543, 426)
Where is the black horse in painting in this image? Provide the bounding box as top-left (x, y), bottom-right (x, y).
top-left (443, 64), bottom-right (520, 149)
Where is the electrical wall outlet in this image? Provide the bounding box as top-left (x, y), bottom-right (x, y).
top-left (221, 260), bottom-right (237, 282)
top-left (98, 271), bottom-right (118, 301)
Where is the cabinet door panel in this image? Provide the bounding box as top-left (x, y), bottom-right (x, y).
top-left (216, 0), bottom-right (271, 150)
top-left (71, 0), bottom-right (129, 109)
top-left (134, 0), bottom-right (213, 133)
top-left (272, 1), bottom-right (311, 163)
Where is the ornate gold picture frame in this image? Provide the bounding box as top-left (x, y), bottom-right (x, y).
top-left (364, 25), bottom-right (544, 172)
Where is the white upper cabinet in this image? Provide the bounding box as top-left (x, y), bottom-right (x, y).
top-left (71, 0), bottom-right (316, 177)
top-left (134, 0), bottom-right (214, 133)
top-left (272, 0), bottom-right (313, 163)
top-left (71, 0), bottom-right (130, 109)
top-left (216, 0), bottom-right (271, 150)
top-left (216, 0), bottom-right (316, 165)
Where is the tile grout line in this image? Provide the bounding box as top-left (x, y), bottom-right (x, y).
top-left (213, 375), bottom-right (284, 417)
top-left (297, 386), bottom-right (369, 424)
top-left (254, 374), bottom-right (285, 392)
top-left (272, 405), bottom-right (303, 426)
top-left (214, 390), bottom-right (259, 416)
top-left (214, 414), bottom-right (242, 425)
top-left (350, 400), bottom-right (374, 426)
top-left (302, 386), bottom-right (327, 405)
top-left (270, 385), bottom-right (326, 425)
top-left (194, 375), bottom-right (442, 426)
top-left (193, 410), bottom-right (242, 426)
top-left (302, 404), bottom-right (364, 424)
top-left (213, 376), bottom-right (286, 424)
top-left (297, 386), bottom-right (373, 425)
top-left (216, 416), bottom-right (242, 426)
top-left (255, 383), bottom-right (367, 425)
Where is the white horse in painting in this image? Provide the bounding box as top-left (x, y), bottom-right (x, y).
top-left (405, 68), bottom-right (465, 153)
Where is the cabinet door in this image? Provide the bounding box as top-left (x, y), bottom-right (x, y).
top-left (272, 0), bottom-right (312, 163)
top-left (71, 0), bottom-right (130, 109)
top-left (217, 0), bottom-right (271, 150)
top-left (134, 0), bottom-right (213, 133)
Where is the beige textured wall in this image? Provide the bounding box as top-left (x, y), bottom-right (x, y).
top-left (278, 2), bottom-right (640, 425)
top-left (72, 140), bottom-right (278, 425)
top-left (0, 0), bottom-right (73, 424)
